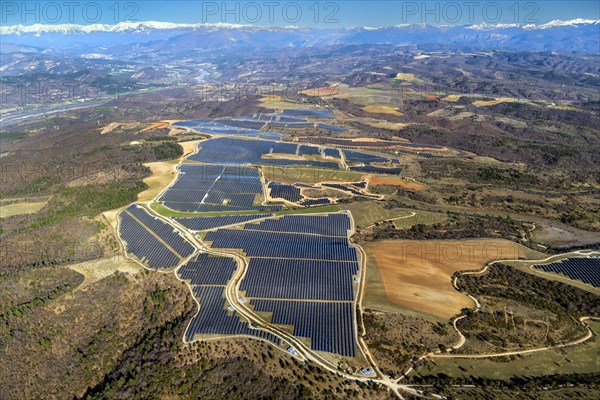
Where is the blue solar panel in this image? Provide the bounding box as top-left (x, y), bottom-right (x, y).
top-left (252, 300), bottom-right (356, 357)
top-left (175, 214), bottom-right (272, 231)
top-left (157, 164), bottom-right (281, 212)
top-left (300, 198), bottom-right (331, 206)
top-left (187, 138), bottom-right (340, 168)
top-left (241, 259), bottom-right (358, 300)
top-left (349, 166), bottom-right (403, 174)
top-left (203, 212), bottom-right (359, 356)
top-left (162, 202), bottom-right (282, 213)
top-left (534, 258), bottom-right (600, 287)
top-left (268, 182), bottom-right (301, 203)
top-left (119, 205), bottom-right (194, 269)
top-left (324, 148), bottom-right (341, 158)
top-left (344, 150), bottom-right (389, 164)
top-left (178, 253), bottom-right (237, 285)
top-left (205, 229), bottom-right (357, 261)
top-left (185, 285), bottom-right (281, 345)
top-left (244, 214), bottom-right (351, 237)
top-left (280, 108), bottom-right (335, 119)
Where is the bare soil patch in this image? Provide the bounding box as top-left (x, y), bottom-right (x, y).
top-left (369, 175), bottom-right (425, 191)
top-left (300, 86), bottom-right (340, 96)
top-left (362, 105), bottom-right (403, 116)
top-left (366, 239), bottom-right (540, 318)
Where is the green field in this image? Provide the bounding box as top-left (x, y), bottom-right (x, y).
top-left (0, 200), bottom-right (48, 218)
top-left (339, 202), bottom-right (412, 228)
top-left (339, 202), bottom-right (447, 229)
top-left (392, 210), bottom-right (447, 229)
top-left (261, 165), bottom-right (363, 185)
top-left (411, 320), bottom-right (600, 380)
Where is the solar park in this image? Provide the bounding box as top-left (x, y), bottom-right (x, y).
top-left (204, 213), bottom-right (360, 357)
top-left (187, 137), bottom-right (341, 168)
top-left (120, 204), bottom-right (362, 356)
top-left (178, 253), bottom-right (281, 344)
top-left (173, 108), bottom-right (343, 140)
top-left (158, 163), bottom-right (283, 213)
top-left (119, 205), bottom-right (195, 269)
top-left (112, 113), bottom-right (394, 360)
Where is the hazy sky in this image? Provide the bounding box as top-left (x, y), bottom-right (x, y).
top-left (2, 1), bottom-right (599, 27)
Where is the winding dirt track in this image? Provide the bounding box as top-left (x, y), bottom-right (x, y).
top-left (396, 250), bottom-right (599, 385)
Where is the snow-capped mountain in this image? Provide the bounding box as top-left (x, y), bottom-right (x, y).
top-left (1, 19), bottom-right (598, 54)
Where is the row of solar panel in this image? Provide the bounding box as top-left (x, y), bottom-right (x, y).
top-left (205, 229), bottom-right (357, 261)
top-left (395, 149), bottom-right (435, 158)
top-left (179, 163), bottom-right (262, 178)
top-left (187, 138), bottom-right (340, 169)
top-left (251, 299), bottom-right (356, 357)
top-left (349, 165), bottom-right (403, 174)
top-left (160, 190), bottom-right (258, 206)
top-left (120, 212), bottom-right (182, 269)
top-left (185, 285), bottom-right (281, 345)
top-left (344, 150), bottom-right (390, 164)
top-left (299, 198), bottom-right (331, 206)
top-left (534, 258), bottom-right (600, 288)
top-left (126, 205), bottom-right (195, 258)
top-left (298, 145), bottom-right (320, 156)
top-left (241, 258), bottom-right (358, 301)
top-left (162, 202), bottom-right (283, 213)
top-left (175, 214), bottom-right (272, 231)
top-left (243, 214), bottom-right (351, 237)
top-left (268, 182), bottom-right (302, 202)
top-left (178, 253), bottom-right (238, 285)
top-left (298, 136), bottom-right (441, 149)
top-left (169, 179), bottom-right (262, 192)
top-left (119, 206), bottom-right (195, 269)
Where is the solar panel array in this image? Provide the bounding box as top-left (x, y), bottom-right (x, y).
top-left (178, 253), bottom-right (281, 344)
top-left (206, 229), bottom-right (356, 261)
top-left (178, 253), bottom-right (237, 285)
top-left (187, 138), bottom-right (340, 169)
top-left (299, 145), bottom-right (321, 156)
top-left (299, 198), bottom-right (331, 206)
top-left (119, 205), bottom-right (195, 269)
top-left (244, 214), bottom-right (351, 237)
top-left (163, 202), bottom-right (282, 212)
top-left (349, 165), bottom-right (403, 174)
top-left (298, 136), bottom-right (442, 150)
top-left (533, 258), bottom-right (600, 288)
top-left (205, 213), bottom-right (358, 356)
top-left (159, 164), bottom-right (282, 213)
top-left (241, 259), bottom-right (357, 301)
top-left (268, 182), bottom-right (301, 202)
top-left (252, 300), bottom-right (355, 356)
top-left (280, 108), bottom-right (335, 119)
top-left (324, 148), bottom-right (341, 158)
top-left (322, 183), bottom-right (364, 196)
top-left (173, 119), bottom-right (284, 140)
top-left (396, 148), bottom-right (436, 158)
top-left (344, 150), bottom-right (390, 164)
top-left (174, 214), bottom-right (272, 231)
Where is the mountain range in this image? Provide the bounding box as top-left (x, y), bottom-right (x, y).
top-left (1, 19), bottom-right (599, 54)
